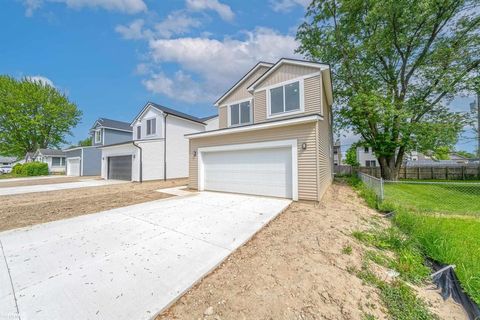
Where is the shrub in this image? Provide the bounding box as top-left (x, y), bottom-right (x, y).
top-left (12, 162), bottom-right (49, 176)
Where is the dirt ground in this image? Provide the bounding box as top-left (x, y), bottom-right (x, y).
top-left (0, 178), bottom-right (187, 232)
top-left (0, 176), bottom-right (85, 188)
top-left (157, 182), bottom-right (466, 320)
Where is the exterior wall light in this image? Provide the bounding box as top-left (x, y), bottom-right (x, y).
top-left (302, 143), bottom-right (307, 150)
top-left (193, 151), bottom-right (197, 157)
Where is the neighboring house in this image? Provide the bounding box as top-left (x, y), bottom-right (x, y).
top-left (0, 156), bottom-right (17, 166)
top-left (201, 115), bottom-right (220, 131)
top-left (64, 118), bottom-right (132, 176)
top-left (356, 146), bottom-right (377, 167)
top-left (333, 140), bottom-right (341, 165)
top-left (186, 58), bottom-right (334, 201)
top-left (33, 149), bottom-right (66, 173)
top-left (100, 102), bottom-right (217, 181)
top-left (24, 152), bottom-right (34, 163)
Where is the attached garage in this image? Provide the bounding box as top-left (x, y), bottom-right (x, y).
top-left (66, 158), bottom-right (81, 176)
top-left (198, 140), bottom-right (298, 200)
top-left (107, 155), bottom-right (132, 180)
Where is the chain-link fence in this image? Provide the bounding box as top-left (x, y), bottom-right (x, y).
top-left (358, 172), bottom-right (480, 216)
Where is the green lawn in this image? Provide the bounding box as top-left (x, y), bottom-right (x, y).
top-left (384, 181), bottom-right (480, 216)
top-left (0, 173), bottom-right (16, 179)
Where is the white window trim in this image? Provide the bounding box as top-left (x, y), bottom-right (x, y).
top-left (226, 98), bottom-right (253, 127)
top-left (145, 117), bottom-right (157, 136)
top-left (94, 129), bottom-right (102, 143)
top-left (197, 139), bottom-right (298, 201)
top-left (51, 157), bottom-right (65, 167)
top-left (266, 78), bottom-right (305, 119)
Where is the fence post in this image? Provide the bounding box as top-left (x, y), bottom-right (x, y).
top-left (379, 177), bottom-right (384, 201)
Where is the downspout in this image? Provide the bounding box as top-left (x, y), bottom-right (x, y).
top-left (164, 113), bottom-right (168, 181)
top-left (132, 141), bottom-right (142, 183)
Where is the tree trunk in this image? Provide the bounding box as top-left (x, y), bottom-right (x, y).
top-left (378, 155), bottom-right (399, 180)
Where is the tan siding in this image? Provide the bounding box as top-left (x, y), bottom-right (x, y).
top-left (255, 64), bottom-right (319, 89)
top-left (317, 82), bottom-right (333, 200)
top-left (220, 66), bottom-right (269, 106)
top-left (188, 123), bottom-right (319, 201)
top-left (253, 74), bottom-right (322, 124)
top-left (218, 106), bottom-right (228, 129)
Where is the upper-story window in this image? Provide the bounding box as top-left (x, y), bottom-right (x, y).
top-left (229, 100), bottom-right (251, 126)
top-left (268, 80), bottom-right (303, 117)
top-left (137, 126), bottom-right (141, 139)
top-left (94, 130), bottom-right (101, 143)
top-left (146, 118), bottom-right (156, 136)
top-left (364, 147), bottom-right (369, 153)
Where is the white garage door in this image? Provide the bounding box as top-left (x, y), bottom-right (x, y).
top-left (202, 147), bottom-right (293, 198)
top-left (67, 158), bottom-right (80, 176)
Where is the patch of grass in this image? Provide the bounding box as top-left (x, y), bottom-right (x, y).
top-left (356, 266), bottom-right (437, 320)
top-left (362, 314), bottom-right (376, 320)
top-left (0, 173), bottom-right (16, 179)
top-left (384, 182), bottom-right (480, 216)
top-left (342, 245), bottom-right (353, 255)
top-left (352, 228), bottom-right (430, 284)
top-left (394, 210), bottom-right (480, 304)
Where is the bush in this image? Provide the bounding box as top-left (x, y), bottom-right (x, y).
top-left (12, 162), bottom-right (49, 176)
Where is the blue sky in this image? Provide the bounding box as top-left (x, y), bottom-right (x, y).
top-left (0, 0), bottom-right (477, 153)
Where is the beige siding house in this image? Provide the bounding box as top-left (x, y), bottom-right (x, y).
top-left (186, 59), bottom-right (334, 201)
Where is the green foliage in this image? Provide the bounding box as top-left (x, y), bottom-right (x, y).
top-left (394, 211), bottom-right (480, 304)
top-left (77, 137), bottom-right (92, 147)
top-left (432, 146), bottom-right (450, 160)
top-left (0, 76), bottom-right (82, 157)
top-left (296, 0), bottom-right (479, 179)
top-left (455, 150), bottom-right (476, 159)
top-left (12, 162), bottom-right (49, 176)
top-left (345, 144), bottom-right (360, 166)
top-left (342, 245), bottom-right (353, 255)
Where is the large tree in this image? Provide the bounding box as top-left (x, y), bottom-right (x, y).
top-left (0, 76), bottom-right (82, 157)
top-left (297, 0), bottom-right (480, 179)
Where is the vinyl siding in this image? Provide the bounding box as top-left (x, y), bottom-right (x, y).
top-left (317, 82), bottom-right (334, 200)
top-left (220, 66), bottom-right (269, 105)
top-left (219, 106), bottom-right (228, 129)
top-left (254, 64), bottom-right (320, 89)
top-left (188, 122), bottom-right (319, 201)
top-left (254, 74), bottom-right (322, 123)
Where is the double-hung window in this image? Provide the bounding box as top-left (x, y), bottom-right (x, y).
top-left (94, 130), bottom-right (101, 143)
top-left (146, 118), bottom-right (156, 136)
top-left (136, 126), bottom-right (141, 139)
top-left (229, 100), bottom-right (251, 126)
top-left (269, 80), bottom-right (302, 116)
top-left (52, 157), bottom-right (65, 166)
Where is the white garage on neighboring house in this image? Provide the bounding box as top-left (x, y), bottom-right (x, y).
top-left (100, 102), bottom-right (217, 181)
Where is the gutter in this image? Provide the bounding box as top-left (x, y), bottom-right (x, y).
top-left (132, 141), bottom-right (142, 183)
top-left (164, 113), bottom-right (168, 181)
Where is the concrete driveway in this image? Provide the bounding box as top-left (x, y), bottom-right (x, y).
top-left (0, 191), bottom-right (291, 320)
top-left (0, 179), bottom-right (125, 196)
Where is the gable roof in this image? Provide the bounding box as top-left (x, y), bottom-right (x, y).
top-left (246, 58), bottom-right (333, 106)
top-left (35, 149), bottom-right (66, 157)
top-left (214, 61), bottom-right (274, 107)
top-left (131, 102), bottom-right (206, 125)
top-left (200, 114), bottom-right (218, 122)
top-left (0, 156), bottom-right (17, 163)
top-left (91, 118), bottom-right (132, 132)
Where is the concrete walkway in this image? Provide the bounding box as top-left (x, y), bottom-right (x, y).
top-left (0, 179), bottom-right (125, 196)
top-left (0, 192), bottom-right (291, 320)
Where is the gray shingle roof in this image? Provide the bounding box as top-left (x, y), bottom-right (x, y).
top-left (94, 118), bottom-right (132, 131)
top-left (148, 102), bottom-right (206, 124)
top-left (0, 156), bottom-right (17, 163)
top-left (37, 149), bottom-right (66, 157)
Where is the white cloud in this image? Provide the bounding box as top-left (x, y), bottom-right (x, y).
top-left (26, 75), bottom-right (55, 87)
top-left (23, 0), bottom-right (147, 16)
top-left (154, 11), bottom-right (202, 38)
top-left (270, 0), bottom-right (310, 13)
top-left (186, 0), bottom-right (234, 21)
top-left (143, 27), bottom-right (300, 103)
top-left (115, 19), bottom-right (151, 40)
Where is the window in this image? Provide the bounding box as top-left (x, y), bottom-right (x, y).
top-left (52, 157), bottom-right (65, 166)
top-left (365, 160), bottom-right (376, 167)
top-left (229, 101), bottom-right (251, 126)
top-left (137, 126), bottom-right (141, 139)
top-left (146, 118), bottom-right (156, 136)
top-left (364, 147), bottom-right (369, 153)
top-left (94, 130), bottom-right (101, 143)
top-left (269, 81), bottom-right (301, 116)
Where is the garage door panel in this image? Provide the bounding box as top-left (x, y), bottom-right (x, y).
top-left (202, 147), bottom-right (293, 199)
top-left (108, 156), bottom-right (132, 181)
top-left (67, 159), bottom-right (80, 176)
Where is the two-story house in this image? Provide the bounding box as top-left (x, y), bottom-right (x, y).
top-left (356, 146), bottom-right (377, 167)
top-left (186, 58), bottom-right (334, 201)
top-left (64, 118), bottom-right (132, 176)
top-left (100, 102), bottom-right (217, 181)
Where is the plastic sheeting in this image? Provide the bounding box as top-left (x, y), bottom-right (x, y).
top-left (431, 261), bottom-right (480, 320)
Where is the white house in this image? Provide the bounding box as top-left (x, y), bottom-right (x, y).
top-left (356, 146), bottom-right (377, 167)
top-left (32, 149), bottom-right (66, 173)
top-left (100, 102), bottom-right (217, 181)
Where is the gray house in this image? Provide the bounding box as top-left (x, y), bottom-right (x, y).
top-left (64, 118), bottom-right (132, 176)
top-left (33, 149), bottom-right (66, 173)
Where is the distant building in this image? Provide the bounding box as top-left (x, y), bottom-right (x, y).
top-left (333, 140), bottom-right (341, 165)
top-left (356, 146), bottom-right (377, 167)
top-left (0, 156), bottom-right (17, 166)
